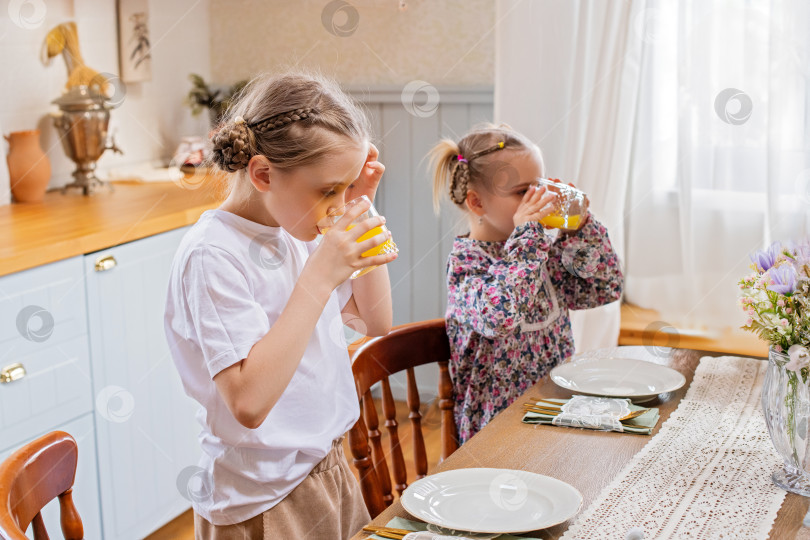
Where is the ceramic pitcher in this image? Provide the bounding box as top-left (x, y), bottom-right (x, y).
top-left (5, 129), bottom-right (51, 203)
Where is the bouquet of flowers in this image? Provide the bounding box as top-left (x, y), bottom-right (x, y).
top-left (741, 239), bottom-right (810, 495)
top-left (739, 240), bottom-right (810, 371)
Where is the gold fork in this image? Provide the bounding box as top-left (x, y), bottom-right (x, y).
top-left (362, 525), bottom-right (412, 539)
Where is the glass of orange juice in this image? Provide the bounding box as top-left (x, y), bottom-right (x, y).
top-left (320, 195), bottom-right (399, 279)
top-left (536, 178), bottom-right (587, 232)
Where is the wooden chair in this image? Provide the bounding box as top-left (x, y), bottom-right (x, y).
top-left (0, 431), bottom-right (83, 540)
top-left (348, 318), bottom-right (459, 518)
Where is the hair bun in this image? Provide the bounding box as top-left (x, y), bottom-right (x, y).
top-left (211, 121), bottom-right (255, 172)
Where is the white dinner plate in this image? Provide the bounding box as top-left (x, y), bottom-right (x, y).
top-left (550, 356), bottom-right (686, 403)
top-left (400, 468), bottom-right (582, 534)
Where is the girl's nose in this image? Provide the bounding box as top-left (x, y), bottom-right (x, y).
top-left (325, 201), bottom-right (344, 221)
top-left (329, 194), bottom-right (348, 214)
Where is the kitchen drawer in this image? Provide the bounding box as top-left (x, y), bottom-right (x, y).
top-left (1, 413), bottom-right (103, 540)
top-left (0, 256), bottom-right (88, 356)
top-left (0, 335), bottom-right (93, 448)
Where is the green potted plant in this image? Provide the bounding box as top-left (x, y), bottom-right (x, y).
top-left (185, 73), bottom-right (248, 127)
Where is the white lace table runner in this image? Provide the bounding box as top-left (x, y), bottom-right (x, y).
top-left (560, 356), bottom-right (786, 540)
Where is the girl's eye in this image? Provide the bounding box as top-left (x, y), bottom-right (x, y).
top-left (323, 190), bottom-right (337, 197)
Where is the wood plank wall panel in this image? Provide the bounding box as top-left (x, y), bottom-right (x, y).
top-left (349, 87), bottom-right (494, 399)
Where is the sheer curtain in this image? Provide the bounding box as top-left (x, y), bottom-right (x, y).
top-left (495, 0), bottom-right (643, 351)
top-left (496, 0), bottom-right (810, 344)
top-left (625, 0), bottom-right (810, 328)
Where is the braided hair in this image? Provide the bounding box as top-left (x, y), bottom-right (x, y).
top-left (429, 124), bottom-right (538, 214)
top-left (210, 117), bottom-right (255, 173)
top-left (250, 107), bottom-right (316, 133)
top-left (448, 141), bottom-right (505, 204)
top-left (209, 72), bottom-right (370, 176)
top-left (211, 108), bottom-right (318, 172)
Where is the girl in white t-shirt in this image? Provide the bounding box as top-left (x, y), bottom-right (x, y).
top-left (164, 71), bottom-right (396, 539)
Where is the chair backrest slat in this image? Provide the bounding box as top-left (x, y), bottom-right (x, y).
top-left (349, 319), bottom-right (460, 518)
top-left (348, 413), bottom-right (386, 517)
top-left (363, 388), bottom-right (393, 506)
top-left (406, 367), bottom-right (428, 479)
top-left (381, 378), bottom-right (408, 495)
top-left (438, 360), bottom-right (457, 461)
top-left (58, 488), bottom-right (83, 540)
top-left (32, 512), bottom-right (49, 540)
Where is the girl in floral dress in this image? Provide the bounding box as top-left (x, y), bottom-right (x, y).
top-left (429, 124), bottom-right (624, 443)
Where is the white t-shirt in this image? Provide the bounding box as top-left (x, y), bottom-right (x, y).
top-left (164, 209), bottom-right (359, 526)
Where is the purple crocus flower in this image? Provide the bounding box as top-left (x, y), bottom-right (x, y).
top-left (791, 239), bottom-right (810, 268)
top-left (751, 241), bottom-right (782, 272)
top-left (767, 264), bottom-right (798, 295)
top-left (786, 239), bottom-right (808, 258)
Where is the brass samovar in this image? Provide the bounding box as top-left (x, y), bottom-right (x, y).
top-left (43, 22), bottom-right (123, 195)
top-left (51, 86), bottom-right (122, 195)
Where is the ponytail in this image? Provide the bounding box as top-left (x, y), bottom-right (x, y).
top-left (428, 138), bottom-right (461, 215)
top-left (428, 123), bottom-right (536, 215)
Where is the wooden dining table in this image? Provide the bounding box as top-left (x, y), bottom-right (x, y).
top-left (351, 348), bottom-right (810, 539)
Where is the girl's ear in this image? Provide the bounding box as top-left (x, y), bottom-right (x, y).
top-left (465, 189), bottom-right (486, 217)
top-left (246, 155), bottom-right (272, 193)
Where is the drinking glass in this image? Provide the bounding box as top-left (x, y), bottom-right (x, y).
top-left (536, 178), bottom-right (587, 232)
top-left (320, 195), bottom-right (399, 279)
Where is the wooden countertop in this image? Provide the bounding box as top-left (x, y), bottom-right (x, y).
top-left (0, 178), bottom-right (226, 277)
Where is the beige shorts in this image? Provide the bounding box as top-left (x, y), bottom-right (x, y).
top-left (194, 438), bottom-right (371, 540)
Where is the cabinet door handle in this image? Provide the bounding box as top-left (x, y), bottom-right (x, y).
top-left (95, 255), bottom-right (117, 272)
top-left (0, 363), bottom-right (26, 384)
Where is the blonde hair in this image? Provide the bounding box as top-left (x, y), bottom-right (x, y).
top-left (428, 124), bottom-right (539, 214)
top-left (210, 71), bottom-right (371, 177)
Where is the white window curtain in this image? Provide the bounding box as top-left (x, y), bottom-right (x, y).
top-left (495, 0), bottom-right (810, 346)
top-left (625, 0), bottom-right (810, 328)
top-left (495, 0), bottom-right (642, 351)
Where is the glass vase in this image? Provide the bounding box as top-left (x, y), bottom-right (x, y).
top-left (762, 347), bottom-right (810, 495)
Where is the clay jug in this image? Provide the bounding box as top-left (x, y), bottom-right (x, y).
top-left (6, 130), bottom-right (51, 203)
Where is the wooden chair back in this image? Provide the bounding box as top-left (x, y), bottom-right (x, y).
top-left (0, 431), bottom-right (83, 540)
top-left (348, 318), bottom-right (458, 518)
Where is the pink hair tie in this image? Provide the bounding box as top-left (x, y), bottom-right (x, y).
top-left (457, 154), bottom-right (468, 163)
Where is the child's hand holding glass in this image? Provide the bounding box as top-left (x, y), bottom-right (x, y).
top-left (513, 185), bottom-right (559, 228)
top-left (315, 195), bottom-right (398, 282)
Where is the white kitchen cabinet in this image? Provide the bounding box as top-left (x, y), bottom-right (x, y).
top-left (0, 256), bottom-right (93, 449)
top-left (85, 226), bottom-right (201, 540)
top-left (0, 256), bottom-right (102, 539)
top-left (0, 414), bottom-right (103, 540)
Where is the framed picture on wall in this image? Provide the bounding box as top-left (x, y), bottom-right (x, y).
top-left (117, 0), bottom-right (152, 82)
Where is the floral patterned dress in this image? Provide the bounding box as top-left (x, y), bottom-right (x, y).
top-left (445, 214), bottom-right (624, 443)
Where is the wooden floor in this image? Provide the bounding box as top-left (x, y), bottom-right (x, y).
top-left (145, 398), bottom-right (442, 540)
top-left (145, 509), bottom-right (194, 540)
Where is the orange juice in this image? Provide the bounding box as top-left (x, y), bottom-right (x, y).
top-left (540, 213), bottom-right (581, 230)
top-left (350, 224), bottom-right (399, 258)
top-left (321, 223), bottom-right (399, 279)
top-left (322, 195), bottom-right (398, 278)
top-left (534, 178), bottom-right (587, 231)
